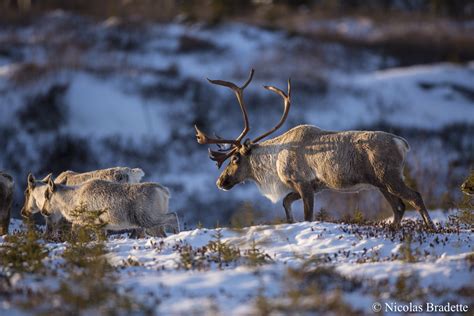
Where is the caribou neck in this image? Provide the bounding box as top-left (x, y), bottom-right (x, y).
top-left (247, 143), bottom-right (280, 185)
top-left (49, 186), bottom-right (76, 216)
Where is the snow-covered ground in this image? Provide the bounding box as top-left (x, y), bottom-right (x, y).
top-left (0, 9), bottom-right (472, 316)
top-left (2, 210), bottom-right (472, 315)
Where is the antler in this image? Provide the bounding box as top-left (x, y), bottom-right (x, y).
top-left (208, 147), bottom-right (239, 168)
top-left (194, 125), bottom-right (240, 146)
top-left (252, 79), bottom-right (291, 143)
top-left (194, 69), bottom-right (255, 167)
top-left (195, 71), bottom-right (292, 168)
top-left (207, 69), bottom-right (254, 143)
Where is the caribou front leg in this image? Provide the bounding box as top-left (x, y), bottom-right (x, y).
top-left (283, 192), bottom-right (300, 223)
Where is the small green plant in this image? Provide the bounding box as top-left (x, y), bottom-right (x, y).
top-left (177, 235), bottom-right (273, 270)
top-left (393, 273), bottom-right (426, 302)
top-left (207, 229), bottom-right (241, 269)
top-left (315, 208), bottom-right (329, 222)
top-left (353, 210), bottom-right (365, 225)
top-left (243, 240), bottom-right (273, 267)
top-left (61, 205), bottom-right (108, 268)
top-left (17, 205), bottom-right (153, 315)
top-left (69, 204), bottom-right (108, 239)
top-left (0, 220), bottom-right (49, 275)
top-left (399, 233), bottom-right (420, 263)
top-left (177, 244), bottom-right (208, 271)
top-left (453, 173), bottom-right (474, 229)
top-left (255, 263), bottom-right (359, 314)
top-left (122, 256), bottom-right (142, 267)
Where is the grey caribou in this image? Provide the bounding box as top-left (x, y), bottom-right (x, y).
top-left (22, 167), bottom-right (146, 237)
top-left (194, 69), bottom-right (434, 229)
top-left (22, 174), bottom-right (179, 235)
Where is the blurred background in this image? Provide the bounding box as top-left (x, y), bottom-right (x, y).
top-left (0, 0), bottom-right (473, 227)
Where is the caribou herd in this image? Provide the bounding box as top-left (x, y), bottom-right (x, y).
top-left (0, 69), bottom-right (437, 237)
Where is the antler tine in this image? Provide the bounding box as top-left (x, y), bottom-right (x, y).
top-left (213, 133), bottom-right (232, 151)
top-left (252, 78), bottom-right (291, 143)
top-left (194, 125), bottom-right (240, 146)
top-left (208, 147), bottom-right (239, 168)
top-left (207, 69), bottom-right (254, 142)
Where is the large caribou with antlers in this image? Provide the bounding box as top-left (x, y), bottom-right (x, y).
top-left (194, 70), bottom-right (434, 229)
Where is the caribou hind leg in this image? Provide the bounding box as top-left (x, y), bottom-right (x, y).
top-left (143, 212), bottom-right (180, 236)
top-left (384, 177), bottom-right (434, 229)
top-left (379, 188), bottom-right (405, 228)
top-left (293, 182), bottom-right (314, 222)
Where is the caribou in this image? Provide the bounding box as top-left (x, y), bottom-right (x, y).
top-left (21, 174), bottom-right (179, 234)
top-left (0, 171), bottom-right (14, 235)
top-left (55, 167), bottom-right (145, 185)
top-left (22, 167), bottom-right (146, 237)
top-left (194, 69), bottom-right (434, 229)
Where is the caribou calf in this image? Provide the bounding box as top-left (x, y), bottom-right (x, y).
top-left (0, 172), bottom-right (14, 235)
top-left (55, 167), bottom-right (145, 185)
top-left (23, 167), bottom-right (146, 237)
top-left (195, 70), bottom-right (434, 229)
top-left (22, 174), bottom-right (179, 235)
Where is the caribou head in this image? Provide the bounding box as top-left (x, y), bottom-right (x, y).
top-left (194, 69), bottom-right (291, 191)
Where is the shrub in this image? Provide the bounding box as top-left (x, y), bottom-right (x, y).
top-left (0, 220), bottom-right (49, 275)
top-left (398, 233), bottom-right (419, 263)
top-left (393, 273), bottom-right (426, 302)
top-left (255, 264), bottom-right (359, 314)
top-left (177, 229), bottom-right (272, 270)
top-left (207, 229), bottom-right (241, 269)
top-left (18, 204), bottom-right (154, 315)
top-left (243, 240), bottom-right (273, 267)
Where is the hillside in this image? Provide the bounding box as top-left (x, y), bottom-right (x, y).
top-left (1, 210), bottom-right (472, 315)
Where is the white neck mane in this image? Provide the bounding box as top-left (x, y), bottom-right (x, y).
top-left (249, 145), bottom-right (291, 203)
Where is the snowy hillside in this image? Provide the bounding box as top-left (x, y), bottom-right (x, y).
top-left (0, 12), bottom-right (472, 225)
top-left (1, 210), bottom-right (472, 315)
top-left (0, 4), bottom-right (473, 315)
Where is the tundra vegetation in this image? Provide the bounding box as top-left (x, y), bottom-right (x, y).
top-left (0, 207), bottom-right (471, 314)
top-left (453, 171), bottom-right (474, 228)
top-left (1, 207), bottom-right (155, 314)
top-left (0, 1), bottom-right (472, 314)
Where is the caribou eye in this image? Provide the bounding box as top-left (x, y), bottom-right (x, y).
top-left (231, 155), bottom-right (240, 164)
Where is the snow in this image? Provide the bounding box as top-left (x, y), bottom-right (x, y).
top-left (66, 73), bottom-right (170, 141)
top-left (316, 62), bottom-right (474, 130)
top-left (2, 209), bottom-right (471, 314)
top-left (0, 13), bottom-right (472, 313)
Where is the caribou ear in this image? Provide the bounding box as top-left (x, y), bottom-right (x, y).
top-left (44, 177), bottom-right (56, 201)
top-left (41, 173), bottom-right (52, 183)
top-left (27, 173), bottom-right (35, 188)
top-left (48, 177), bottom-right (56, 192)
